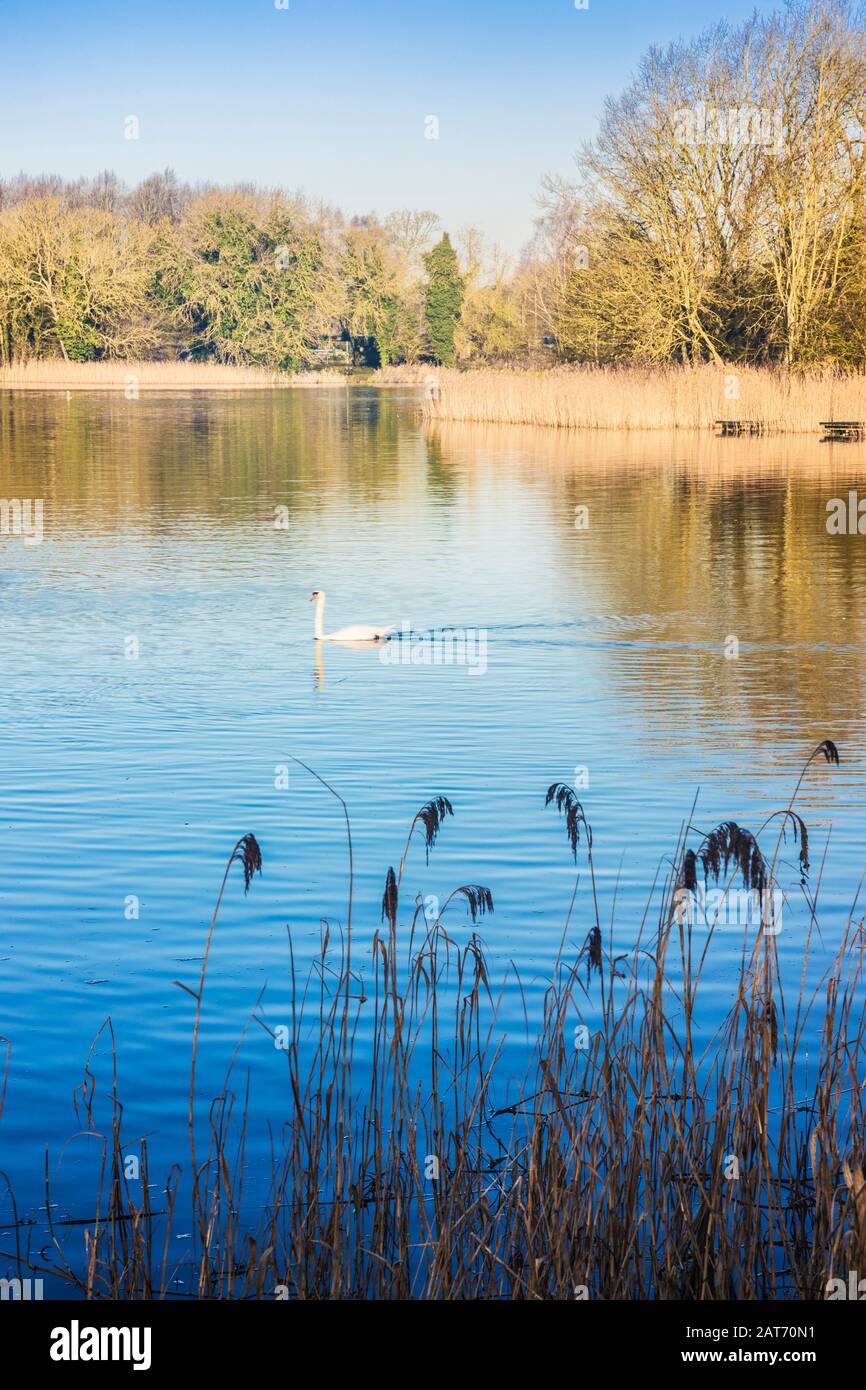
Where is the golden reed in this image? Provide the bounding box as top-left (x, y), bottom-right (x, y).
top-left (423, 364), bottom-right (866, 434)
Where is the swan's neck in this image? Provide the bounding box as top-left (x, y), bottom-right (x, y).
top-left (314, 593), bottom-right (325, 640)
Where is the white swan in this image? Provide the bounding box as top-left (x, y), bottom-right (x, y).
top-left (311, 590), bottom-right (394, 644)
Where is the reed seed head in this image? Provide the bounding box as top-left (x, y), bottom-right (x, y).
top-left (817, 739), bottom-right (840, 765)
top-left (682, 849), bottom-right (698, 892)
top-left (381, 866), bottom-right (398, 929)
top-left (545, 782), bottom-right (592, 860)
top-left (232, 833), bottom-right (263, 894)
top-left (583, 925), bottom-right (603, 984)
top-left (455, 884), bottom-right (494, 923)
top-left (690, 821), bottom-right (767, 893)
top-left (415, 796), bottom-right (454, 863)
top-left (781, 811), bottom-right (810, 879)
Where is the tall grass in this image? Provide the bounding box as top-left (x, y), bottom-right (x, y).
top-left (0, 361), bottom-right (433, 391)
top-left (3, 743), bottom-right (864, 1300)
top-left (423, 365), bottom-right (866, 433)
top-left (0, 360), bottom-right (291, 390)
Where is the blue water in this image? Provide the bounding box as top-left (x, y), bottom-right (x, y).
top-left (1, 386), bottom-right (865, 1291)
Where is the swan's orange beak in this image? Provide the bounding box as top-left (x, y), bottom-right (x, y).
top-left (310, 591), bottom-right (318, 601)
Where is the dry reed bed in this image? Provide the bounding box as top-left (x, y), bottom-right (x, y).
top-left (2, 744), bottom-right (864, 1300)
top-left (423, 365), bottom-right (866, 434)
top-left (0, 361), bottom-right (432, 391)
top-left (5, 362), bottom-right (864, 431)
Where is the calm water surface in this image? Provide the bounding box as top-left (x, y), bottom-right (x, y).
top-left (1, 386), bottom-right (865, 1283)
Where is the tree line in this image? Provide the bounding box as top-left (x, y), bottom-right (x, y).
top-left (532, 0), bottom-right (866, 367)
top-left (2, 1), bottom-right (865, 372)
top-left (0, 175), bottom-right (473, 370)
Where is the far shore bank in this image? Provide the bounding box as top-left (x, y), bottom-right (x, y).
top-left (2, 360), bottom-right (866, 436)
top-left (0, 361), bottom-right (430, 392)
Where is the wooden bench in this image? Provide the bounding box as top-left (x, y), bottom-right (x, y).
top-left (715, 420), bottom-right (767, 436)
top-left (820, 421), bottom-right (865, 441)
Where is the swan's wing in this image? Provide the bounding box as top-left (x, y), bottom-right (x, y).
top-left (325, 623), bottom-right (387, 642)
top-left (326, 636), bottom-right (384, 650)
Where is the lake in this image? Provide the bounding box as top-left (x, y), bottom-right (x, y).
top-left (1, 385), bottom-right (865, 1294)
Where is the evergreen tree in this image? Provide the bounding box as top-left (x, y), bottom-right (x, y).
top-left (423, 233), bottom-right (464, 366)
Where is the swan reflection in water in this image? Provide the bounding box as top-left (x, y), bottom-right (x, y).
top-left (314, 634), bottom-right (393, 690)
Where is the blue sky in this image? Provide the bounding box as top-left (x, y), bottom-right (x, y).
top-left (1, 0), bottom-right (780, 254)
